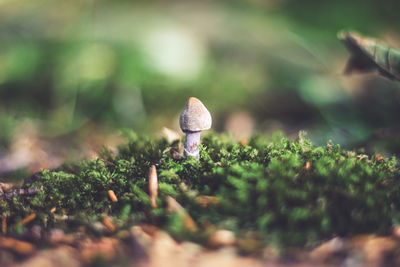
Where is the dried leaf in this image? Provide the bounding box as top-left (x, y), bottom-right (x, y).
top-left (338, 31), bottom-right (400, 81)
top-left (196, 196), bottom-right (219, 207)
top-left (0, 237), bottom-right (35, 255)
top-left (166, 196), bottom-right (198, 232)
top-left (102, 216), bottom-right (116, 233)
top-left (208, 230), bottom-right (236, 247)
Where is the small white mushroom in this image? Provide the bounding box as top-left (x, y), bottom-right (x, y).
top-left (179, 97), bottom-right (212, 159)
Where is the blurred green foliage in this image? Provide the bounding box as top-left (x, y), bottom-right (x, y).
top-left (2, 132), bottom-right (400, 248)
top-left (1, 0), bottom-right (400, 154)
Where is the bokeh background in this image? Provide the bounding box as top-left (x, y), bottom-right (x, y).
top-left (1, 0), bottom-right (400, 176)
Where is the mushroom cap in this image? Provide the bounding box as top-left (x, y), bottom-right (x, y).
top-left (179, 97), bottom-right (212, 132)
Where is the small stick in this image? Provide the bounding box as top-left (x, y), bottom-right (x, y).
top-left (21, 213), bottom-right (36, 225)
top-left (166, 196), bottom-right (198, 232)
top-left (196, 196), bottom-right (219, 207)
top-left (108, 190), bottom-right (118, 202)
top-left (0, 182), bottom-right (12, 192)
top-left (0, 186), bottom-right (43, 200)
top-left (102, 216), bottom-right (116, 232)
top-left (304, 161), bottom-right (311, 170)
top-left (148, 165), bottom-right (158, 208)
top-left (2, 215), bottom-right (6, 234)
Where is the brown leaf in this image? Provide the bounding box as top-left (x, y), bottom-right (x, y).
top-left (363, 236), bottom-right (397, 265)
top-left (309, 237), bottom-right (346, 263)
top-left (0, 237), bottom-right (35, 256)
top-left (208, 230), bottom-right (236, 248)
top-left (196, 195), bottom-right (219, 207)
top-left (166, 196), bottom-right (198, 232)
top-left (47, 229), bottom-right (75, 245)
top-left (17, 246), bottom-right (80, 267)
top-left (102, 216), bottom-right (116, 233)
top-left (80, 237), bottom-right (118, 263)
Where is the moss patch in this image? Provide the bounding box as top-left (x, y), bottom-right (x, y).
top-left (2, 131), bottom-right (400, 248)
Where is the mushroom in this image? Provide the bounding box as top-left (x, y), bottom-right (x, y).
top-left (179, 97), bottom-right (212, 159)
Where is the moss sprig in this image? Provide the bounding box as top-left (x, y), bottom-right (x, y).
top-left (1, 131), bottom-right (400, 247)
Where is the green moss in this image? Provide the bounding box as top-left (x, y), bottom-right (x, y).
top-left (2, 131), bottom-right (400, 247)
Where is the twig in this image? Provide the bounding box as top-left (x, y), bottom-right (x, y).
top-left (0, 186), bottom-right (43, 200)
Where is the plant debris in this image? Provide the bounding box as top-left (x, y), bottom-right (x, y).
top-left (2, 132), bottom-right (400, 264)
top-left (338, 30), bottom-right (400, 81)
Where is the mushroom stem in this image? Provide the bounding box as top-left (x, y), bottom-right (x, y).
top-left (184, 131), bottom-right (201, 159)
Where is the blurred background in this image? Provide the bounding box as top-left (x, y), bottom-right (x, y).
top-left (1, 0), bottom-right (400, 176)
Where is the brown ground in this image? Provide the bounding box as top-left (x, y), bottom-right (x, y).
top-left (1, 224), bottom-right (400, 267)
